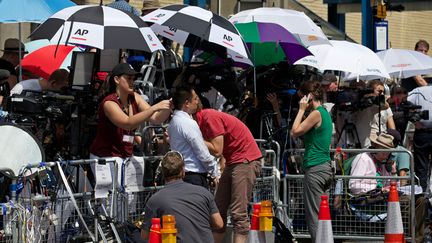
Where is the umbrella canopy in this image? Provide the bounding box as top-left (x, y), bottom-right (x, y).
top-left (21, 44), bottom-right (82, 80)
top-left (0, 0), bottom-right (76, 81)
top-left (142, 4), bottom-right (252, 65)
top-left (229, 7), bottom-right (330, 47)
top-left (30, 5), bottom-right (164, 52)
top-left (376, 48), bottom-right (432, 79)
top-left (0, 0), bottom-right (76, 23)
top-left (295, 40), bottom-right (390, 80)
top-left (234, 22), bottom-right (312, 66)
top-left (25, 39), bottom-right (52, 53)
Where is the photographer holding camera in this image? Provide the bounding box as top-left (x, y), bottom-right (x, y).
top-left (407, 85), bottom-right (432, 193)
top-left (337, 80), bottom-right (393, 148)
top-left (367, 80), bottom-right (396, 144)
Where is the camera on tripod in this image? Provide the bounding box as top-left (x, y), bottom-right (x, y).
top-left (397, 100), bottom-right (429, 122)
top-left (328, 87), bottom-right (386, 111)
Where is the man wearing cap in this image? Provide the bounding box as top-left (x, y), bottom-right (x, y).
top-left (107, 0), bottom-right (140, 16)
top-left (0, 38), bottom-right (27, 89)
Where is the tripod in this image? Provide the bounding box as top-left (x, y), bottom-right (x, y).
top-left (337, 115), bottom-right (361, 148)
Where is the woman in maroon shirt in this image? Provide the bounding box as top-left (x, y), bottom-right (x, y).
top-left (90, 63), bottom-right (171, 159)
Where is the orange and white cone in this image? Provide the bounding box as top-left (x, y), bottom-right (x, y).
top-left (384, 181), bottom-right (405, 243)
top-left (315, 195), bottom-right (334, 243)
top-left (247, 203), bottom-right (266, 243)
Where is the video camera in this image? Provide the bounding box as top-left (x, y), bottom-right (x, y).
top-left (396, 100), bottom-right (429, 122)
top-left (328, 87), bottom-right (386, 111)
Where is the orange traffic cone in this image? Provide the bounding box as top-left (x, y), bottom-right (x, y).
top-left (316, 195), bottom-right (334, 243)
top-left (247, 203), bottom-right (266, 243)
top-left (384, 181), bottom-right (405, 243)
top-left (259, 200), bottom-right (273, 232)
top-left (149, 218), bottom-right (161, 243)
top-left (161, 215), bottom-right (177, 243)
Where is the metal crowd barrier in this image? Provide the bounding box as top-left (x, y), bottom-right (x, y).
top-left (283, 148), bottom-right (417, 241)
top-left (0, 129), bottom-right (283, 242)
top-left (0, 158), bottom-right (120, 243)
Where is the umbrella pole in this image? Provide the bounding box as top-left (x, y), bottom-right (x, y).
top-left (253, 66), bottom-right (257, 96)
top-left (18, 23), bottom-right (22, 82)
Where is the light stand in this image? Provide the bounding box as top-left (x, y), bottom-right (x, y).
top-left (377, 91), bottom-right (383, 135)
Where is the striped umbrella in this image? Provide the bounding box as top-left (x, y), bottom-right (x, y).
top-left (142, 4), bottom-right (252, 65)
top-left (30, 5), bottom-right (164, 52)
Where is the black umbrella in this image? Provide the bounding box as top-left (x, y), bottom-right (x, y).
top-left (31, 5), bottom-right (164, 52)
top-left (142, 4), bottom-right (252, 65)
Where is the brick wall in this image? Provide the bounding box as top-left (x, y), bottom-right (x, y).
top-left (297, 0), bottom-right (432, 50)
top-left (344, 10), bottom-right (432, 50)
top-left (296, 0), bottom-right (328, 20)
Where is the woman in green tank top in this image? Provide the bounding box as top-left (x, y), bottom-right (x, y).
top-left (291, 81), bottom-right (333, 242)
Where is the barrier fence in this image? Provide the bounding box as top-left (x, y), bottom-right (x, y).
top-left (0, 138), bottom-right (419, 242)
top-left (0, 137), bottom-right (281, 242)
top-left (0, 158), bottom-right (120, 243)
top-left (283, 148), bottom-right (417, 242)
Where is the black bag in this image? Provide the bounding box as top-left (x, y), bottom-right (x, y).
top-left (274, 216), bottom-right (295, 243)
top-left (349, 188), bottom-right (389, 206)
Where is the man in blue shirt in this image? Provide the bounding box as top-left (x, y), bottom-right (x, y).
top-left (168, 86), bottom-right (218, 188)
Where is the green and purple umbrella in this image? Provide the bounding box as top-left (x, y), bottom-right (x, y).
top-left (234, 21), bottom-right (312, 66)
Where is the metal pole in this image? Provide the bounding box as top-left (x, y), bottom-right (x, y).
top-left (18, 23), bottom-right (22, 82)
top-left (361, 0), bottom-right (373, 49)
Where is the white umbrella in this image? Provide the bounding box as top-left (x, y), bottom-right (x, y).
top-left (295, 40), bottom-right (390, 81)
top-left (376, 48), bottom-right (432, 79)
top-left (229, 7), bottom-right (330, 47)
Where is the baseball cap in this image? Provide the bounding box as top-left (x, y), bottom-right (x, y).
top-left (111, 63), bottom-right (139, 77)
